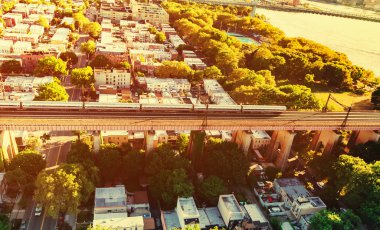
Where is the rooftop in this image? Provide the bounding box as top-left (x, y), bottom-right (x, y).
top-left (93, 213), bottom-right (144, 228)
top-left (251, 130), bottom-right (271, 139)
top-left (220, 194), bottom-right (243, 213)
top-left (177, 197), bottom-right (199, 218)
top-left (243, 204), bottom-right (268, 224)
top-left (95, 186), bottom-right (126, 209)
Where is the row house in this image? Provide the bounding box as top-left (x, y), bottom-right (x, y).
top-left (94, 68), bottom-right (131, 89)
top-left (129, 49), bottom-right (172, 62)
top-left (3, 13), bottom-right (23, 27)
top-left (130, 2), bottom-right (169, 26)
top-left (3, 33), bottom-right (39, 44)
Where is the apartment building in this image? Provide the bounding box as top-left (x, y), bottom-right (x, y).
top-left (169, 34), bottom-right (186, 48)
top-left (184, 58), bottom-right (207, 70)
top-left (203, 79), bottom-right (236, 105)
top-left (0, 40), bottom-right (14, 54)
top-left (3, 33), bottom-right (39, 44)
top-left (130, 2), bottom-right (169, 26)
top-left (217, 194), bottom-right (245, 228)
top-left (251, 130), bottom-right (271, 150)
top-left (5, 23), bottom-right (30, 34)
top-left (138, 77), bottom-right (191, 92)
top-left (3, 13), bottom-right (23, 27)
top-left (94, 68), bottom-right (131, 89)
top-left (99, 0), bottom-right (132, 22)
top-left (101, 130), bottom-right (129, 146)
top-left (13, 41), bottom-right (32, 54)
top-left (93, 185), bottom-right (145, 230)
top-left (29, 25), bottom-right (45, 37)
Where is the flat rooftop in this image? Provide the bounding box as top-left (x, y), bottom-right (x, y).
top-left (93, 213), bottom-right (143, 228)
top-left (95, 186), bottom-right (126, 208)
top-left (243, 204), bottom-right (268, 224)
top-left (177, 197), bottom-right (199, 218)
top-left (220, 195), bottom-right (243, 213)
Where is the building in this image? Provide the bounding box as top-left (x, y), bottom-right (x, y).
top-left (130, 2), bottom-right (169, 26)
top-left (3, 33), bottom-right (39, 44)
top-left (20, 51), bottom-right (59, 72)
top-left (93, 185), bottom-right (146, 229)
top-left (217, 194), bottom-right (245, 229)
top-left (94, 186), bottom-right (127, 214)
top-left (6, 23), bottom-right (30, 34)
top-left (129, 49), bottom-right (172, 62)
top-left (99, 0), bottom-right (132, 23)
top-left (176, 197), bottom-right (200, 229)
top-left (94, 68), bottom-right (131, 89)
top-left (0, 40), bottom-right (14, 54)
top-left (127, 191), bottom-right (151, 218)
top-left (3, 76), bottom-right (54, 92)
top-left (12, 41), bottom-right (32, 54)
top-left (138, 77), bottom-right (191, 93)
top-left (101, 130), bottom-right (129, 146)
top-left (169, 34), bottom-right (186, 48)
top-left (3, 13), bottom-right (23, 27)
top-left (29, 25), bottom-right (45, 37)
top-left (273, 178), bottom-right (327, 226)
top-left (243, 204), bottom-right (269, 229)
top-left (203, 79), bottom-right (236, 105)
top-left (251, 130), bottom-right (271, 150)
top-left (184, 58), bottom-right (207, 70)
top-left (93, 213), bottom-right (144, 230)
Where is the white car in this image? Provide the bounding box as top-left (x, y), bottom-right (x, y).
top-left (35, 204), bottom-right (43, 216)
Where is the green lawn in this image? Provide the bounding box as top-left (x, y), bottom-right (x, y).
top-left (314, 92), bottom-right (373, 111)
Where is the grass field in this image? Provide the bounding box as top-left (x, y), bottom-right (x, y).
top-left (314, 92), bottom-right (373, 111)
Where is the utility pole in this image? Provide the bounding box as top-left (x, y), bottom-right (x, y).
top-left (322, 93), bottom-right (331, 112)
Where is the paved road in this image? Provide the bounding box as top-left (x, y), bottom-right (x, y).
top-left (24, 131), bottom-right (75, 230)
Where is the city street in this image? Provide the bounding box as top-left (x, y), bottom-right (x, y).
top-left (24, 131), bottom-right (76, 230)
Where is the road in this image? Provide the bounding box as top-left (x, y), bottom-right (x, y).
top-left (24, 131), bottom-right (75, 230)
top-left (1, 110), bottom-right (380, 130)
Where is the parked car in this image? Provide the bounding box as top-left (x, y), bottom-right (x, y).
top-left (35, 203), bottom-right (43, 216)
top-left (20, 220), bottom-right (27, 230)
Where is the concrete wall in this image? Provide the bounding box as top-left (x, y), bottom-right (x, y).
top-left (144, 130), bottom-right (156, 154)
top-left (266, 131), bottom-right (296, 171)
top-left (233, 130), bottom-right (252, 155)
top-left (348, 130), bottom-right (380, 147)
top-left (0, 130), bottom-right (19, 161)
top-left (310, 130), bottom-right (340, 154)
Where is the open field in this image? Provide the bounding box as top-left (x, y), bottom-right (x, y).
top-left (314, 92), bottom-right (373, 111)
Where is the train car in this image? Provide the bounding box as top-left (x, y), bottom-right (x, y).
top-left (22, 101), bottom-right (83, 110)
top-left (0, 101), bottom-right (21, 110)
top-left (141, 103), bottom-right (193, 112)
top-left (85, 102), bottom-right (141, 111)
top-left (242, 105), bottom-right (286, 113)
top-left (207, 104), bottom-right (242, 113)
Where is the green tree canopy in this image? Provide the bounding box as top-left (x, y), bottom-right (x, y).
top-left (95, 144), bottom-right (122, 183)
top-left (83, 22), bottom-right (101, 38)
top-left (90, 55), bottom-right (113, 68)
top-left (0, 214), bottom-right (10, 230)
top-left (154, 61), bottom-right (194, 80)
top-left (34, 81), bottom-right (69, 101)
top-left (150, 168), bottom-right (194, 208)
top-left (371, 86), bottom-right (380, 108)
top-left (199, 176), bottom-right (228, 205)
top-left (34, 163), bottom-right (95, 217)
top-left (0, 60), bottom-right (22, 74)
top-left (203, 139), bottom-right (249, 185)
top-left (155, 31), bottom-right (166, 43)
top-left (310, 209), bottom-right (362, 230)
top-left (59, 51), bottom-right (79, 67)
top-left (73, 12), bottom-right (90, 31)
top-left (121, 149), bottom-right (144, 180)
top-left (349, 141), bottom-right (380, 163)
top-left (8, 150), bottom-right (45, 177)
top-left (34, 56), bottom-right (68, 77)
top-left (71, 66), bottom-right (94, 88)
top-left (80, 40), bottom-right (96, 57)
top-left (38, 15), bottom-right (50, 29)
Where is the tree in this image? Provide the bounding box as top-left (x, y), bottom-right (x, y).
top-left (38, 15), bottom-right (50, 29)
top-left (0, 60), bottom-right (22, 74)
top-left (203, 139), bottom-right (249, 185)
top-left (177, 134), bottom-right (189, 155)
top-left (371, 86), bottom-right (380, 108)
top-left (34, 56), bottom-right (68, 77)
top-left (155, 31), bottom-right (166, 43)
top-left (80, 40), bottom-right (96, 58)
top-left (41, 133), bottom-right (51, 144)
top-left (73, 12), bottom-right (90, 31)
top-left (115, 61), bottom-right (131, 70)
top-left (265, 166), bottom-right (282, 181)
top-left (35, 81), bottom-right (69, 101)
top-left (25, 137), bottom-right (42, 151)
top-left (8, 150), bottom-right (46, 177)
top-left (71, 66), bottom-right (94, 93)
top-left (349, 141), bottom-right (380, 163)
top-left (0, 215), bottom-right (10, 230)
top-left (34, 164), bottom-right (95, 217)
top-left (95, 144), bottom-right (122, 183)
top-left (150, 168), bottom-right (194, 208)
top-left (83, 22), bottom-right (101, 38)
top-left (154, 61), bottom-right (194, 79)
top-left (199, 176), bottom-right (228, 205)
top-left (309, 209), bottom-right (361, 230)
top-left (202, 66), bottom-right (223, 80)
top-left (121, 150), bottom-right (144, 180)
top-left (90, 55), bottom-right (113, 68)
top-left (59, 52), bottom-right (78, 67)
